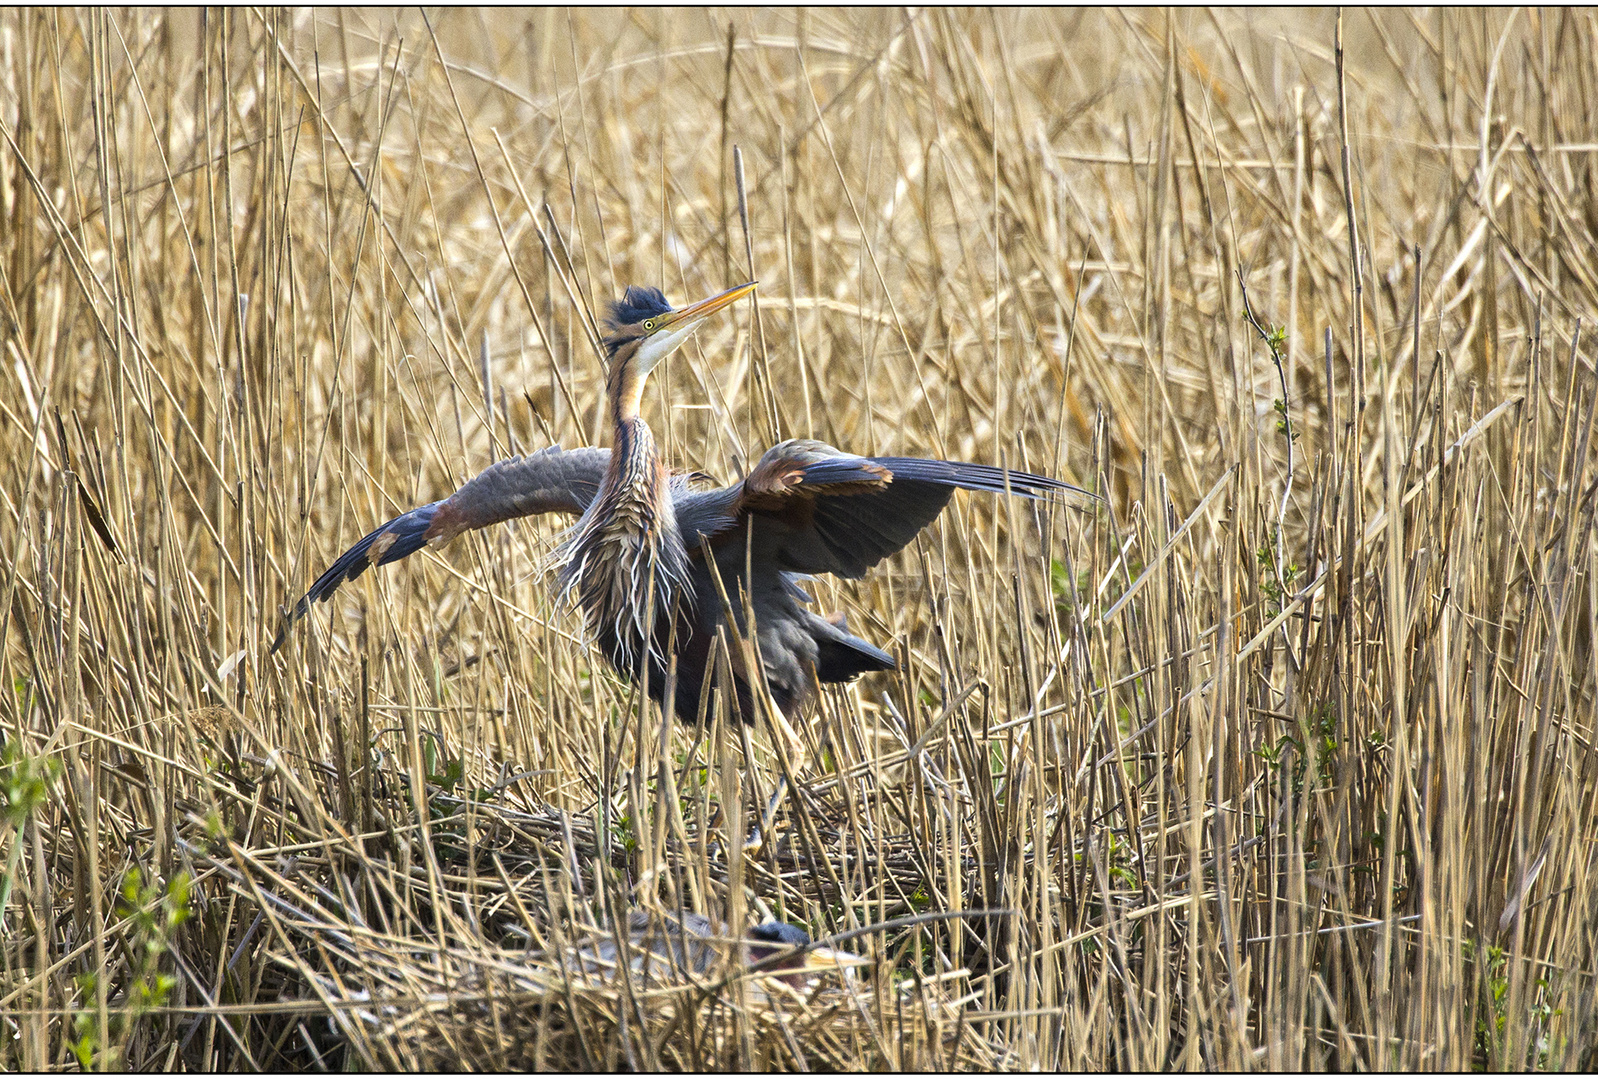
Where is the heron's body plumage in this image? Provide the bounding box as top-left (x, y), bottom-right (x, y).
top-left (275, 281), bottom-right (1092, 726)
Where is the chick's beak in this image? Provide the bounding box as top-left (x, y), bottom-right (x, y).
top-left (761, 945), bottom-right (868, 989)
top-left (805, 945), bottom-right (867, 973)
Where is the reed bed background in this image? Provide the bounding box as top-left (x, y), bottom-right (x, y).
top-left (2, 7), bottom-right (1596, 1070)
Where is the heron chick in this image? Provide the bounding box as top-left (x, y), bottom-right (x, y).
top-left (568, 911), bottom-right (862, 993)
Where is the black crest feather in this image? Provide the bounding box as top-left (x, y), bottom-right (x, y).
top-left (606, 285), bottom-right (672, 329)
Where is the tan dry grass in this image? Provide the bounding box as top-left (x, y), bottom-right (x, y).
top-left (2, 6), bottom-right (1597, 1070)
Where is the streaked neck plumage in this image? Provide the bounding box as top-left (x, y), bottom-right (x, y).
top-left (556, 341), bottom-right (689, 671)
top-left (606, 344), bottom-right (649, 429)
top-left (601, 341), bottom-right (668, 521)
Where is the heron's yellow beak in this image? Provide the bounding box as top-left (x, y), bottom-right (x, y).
top-left (805, 945), bottom-right (868, 974)
top-left (656, 280), bottom-right (757, 330)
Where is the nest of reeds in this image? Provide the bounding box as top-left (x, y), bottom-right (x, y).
top-left (300, 930), bottom-right (1006, 1071)
top-left (167, 745), bottom-right (1011, 1072)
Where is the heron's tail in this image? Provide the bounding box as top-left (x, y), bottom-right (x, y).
top-left (811, 611), bottom-right (897, 683)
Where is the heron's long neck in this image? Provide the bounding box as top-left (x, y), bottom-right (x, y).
top-left (606, 414), bottom-right (662, 503)
top-left (555, 353), bottom-right (685, 667)
top-left (603, 356), bottom-right (662, 503)
top-left (607, 355), bottom-right (647, 430)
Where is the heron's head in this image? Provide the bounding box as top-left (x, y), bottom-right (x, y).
top-left (603, 281), bottom-right (757, 381)
top-left (744, 920), bottom-right (865, 987)
top-left (745, 920), bottom-right (811, 957)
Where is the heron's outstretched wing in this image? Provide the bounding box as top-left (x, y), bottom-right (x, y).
top-left (676, 439), bottom-right (1091, 579)
top-left (271, 445), bottom-right (609, 651)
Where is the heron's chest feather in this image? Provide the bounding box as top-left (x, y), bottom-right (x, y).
top-left (556, 441), bottom-right (689, 661)
top-left (578, 481), bottom-right (679, 592)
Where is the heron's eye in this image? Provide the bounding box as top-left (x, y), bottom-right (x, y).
top-left (644, 319), bottom-right (656, 331)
